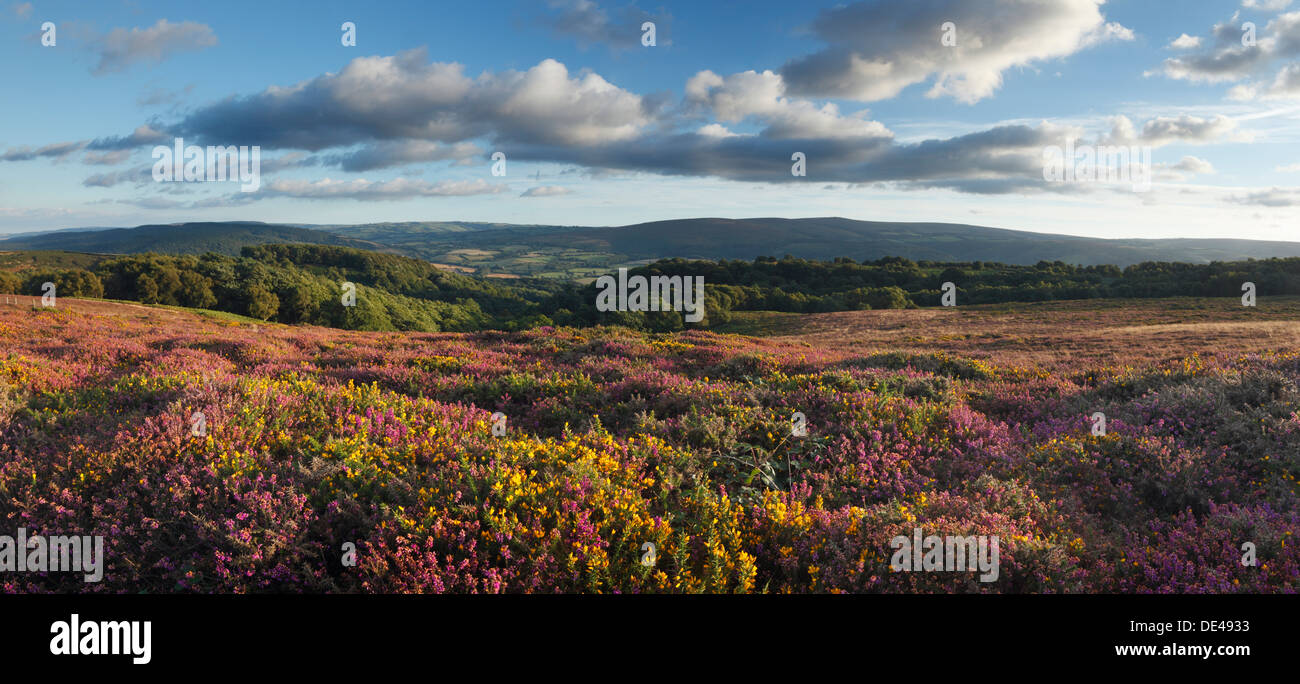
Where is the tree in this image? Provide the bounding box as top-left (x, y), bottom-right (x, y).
top-left (245, 285), bottom-right (279, 320)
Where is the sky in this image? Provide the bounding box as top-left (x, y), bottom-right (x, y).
top-left (1, 0), bottom-right (1299, 241)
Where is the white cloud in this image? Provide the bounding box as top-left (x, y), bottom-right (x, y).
top-left (1243, 0), bottom-right (1292, 11)
top-left (685, 69), bottom-right (892, 139)
top-left (780, 0), bottom-right (1132, 104)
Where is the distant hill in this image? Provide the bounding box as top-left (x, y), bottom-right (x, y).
top-left (0, 222), bottom-right (386, 256)
top-left (9, 217), bottom-right (1300, 273)
top-left (522, 217), bottom-right (1300, 267)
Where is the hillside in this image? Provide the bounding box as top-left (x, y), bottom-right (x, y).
top-left (531, 218), bottom-right (1300, 267)
top-left (2, 296), bottom-right (1297, 593)
top-left (0, 221), bottom-right (386, 256)
top-left (11, 218), bottom-right (1300, 277)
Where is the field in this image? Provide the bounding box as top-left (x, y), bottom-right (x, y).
top-left (1, 297), bottom-right (1298, 593)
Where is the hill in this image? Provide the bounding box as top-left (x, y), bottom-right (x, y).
top-left (2, 296), bottom-right (1297, 593)
top-left (10, 217), bottom-right (1300, 277)
top-left (521, 217), bottom-right (1300, 267)
top-left (310, 217), bottom-right (1300, 273)
top-left (0, 221), bottom-right (385, 256)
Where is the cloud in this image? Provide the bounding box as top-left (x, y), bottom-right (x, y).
top-left (167, 51), bottom-right (653, 152)
top-left (1243, 0), bottom-right (1293, 10)
top-left (261, 177), bottom-right (508, 201)
top-left (325, 140), bottom-right (482, 172)
top-left (82, 149), bottom-right (133, 165)
top-left (1230, 187), bottom-right (1300, 205)
top-left (544, 0), bottom-right (666, 50)
top-left (1259, 60), bottom-right (1300, 96)
top-left (1153, 11), bottom-right (1300, 86)
top-left (520, 185), bottom-right (572, 197)
top-left (1168, 34), bottom-right (1202, 49)
top-left (40, 50), bottom-right (1246, 201)
top-left (685, 69), bottom-right (892, 139)
top-left (1171, 155), bottom-right (1215, 173)
top-left (137, 84), bottom-right (195, 106)
top-left (1100, 114), bottom-right (1243, 146)
top-left (86, 124), bottom-right (171, 150)
top-left (778, 0), bottom-right (1131, 104)
top-left (82, 165), bottom-right (153, 187)
top-left (0, 140), bottom-right (85, 162)
top-left (92, 19), bottom-right (217, 75)
top-left (501, 120), bottom-right (1072, 194)
top-left (1153, 155), bottom-right (1215, 181)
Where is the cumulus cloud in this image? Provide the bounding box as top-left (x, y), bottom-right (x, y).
top-left (92, 19), bottom-right (217, 75)
top-left (778, 0), bottom-right (1131, 104)
top-left (1171, 155), bottom-right (1215, 173)
top-left (685, 69), bottom-right (892, 139)
top-left (1168, 34), bottom-right (1203, 49)
top-left (41, 48), bottom-right (1243, 201)
top-left (1100, 114), bottom-right (1243, 146)
top-left (168, 50), bottom-right (652, 151)
top-left (1153, 155), bottom-right (1215, 181)
top-left (1154, 10), bottom-right (1300, 89)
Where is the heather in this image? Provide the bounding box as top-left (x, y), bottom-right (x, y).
top-left (0, 301), bottom-right (1296, 593)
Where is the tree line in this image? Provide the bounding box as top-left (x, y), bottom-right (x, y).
top-left (2, 247), bottom-right (1297, 333)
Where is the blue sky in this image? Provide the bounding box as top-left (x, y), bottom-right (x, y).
top-left (1, 0), bottom-right (1298, 241)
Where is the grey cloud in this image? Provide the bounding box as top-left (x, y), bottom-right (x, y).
top-left (326, 140), bottom-right (483, 172)
top-left (544, 0), bottom-right (668, 50)
top-left (93, 19), bottom-right (217, 75)
top-left (1, 140), bottom-right (86, 161)
top-left (86, 125), bottom-right (171, 150)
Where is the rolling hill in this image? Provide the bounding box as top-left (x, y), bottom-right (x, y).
top-left (7, 217), bottom-right (1300, 274)
top-left (503, 217), bottom-right (1300, 267)
top-left (0, 221), bottom-right (386, 256)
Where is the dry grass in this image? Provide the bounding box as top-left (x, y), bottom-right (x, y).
top-left (759, 296), bottom-right (1300, 370)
